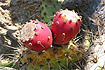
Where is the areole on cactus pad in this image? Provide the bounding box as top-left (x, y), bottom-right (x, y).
top-left (51, 9), bottom-right (82, 44)
top-left (20, 19), bottom-right (53, 52)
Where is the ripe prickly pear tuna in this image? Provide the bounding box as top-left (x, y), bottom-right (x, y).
top-left (20, 19), bottom-right (53, 52)
top-left (51, 9), bottom-right (82, 44)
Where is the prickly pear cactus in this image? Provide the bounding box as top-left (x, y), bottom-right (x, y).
top-left (18, 9), bottom-right (90, 70)
top-left (40, 0), bottom-right (62, 24)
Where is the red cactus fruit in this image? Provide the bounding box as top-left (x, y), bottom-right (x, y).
top-left (20, 20), bottom-right (53, 52)
top-left (51, 9), bottom-right (82, 44)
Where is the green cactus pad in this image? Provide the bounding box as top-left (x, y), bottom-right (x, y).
top-left (40, 0), bottom-right (62, 24)
top-left (19, 40), bottom-right (89, 70)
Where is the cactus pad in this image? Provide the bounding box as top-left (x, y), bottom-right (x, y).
top-left (19, 40), bottom-right (89, 70)
top-left (40, 0), bottom-right (62, 24)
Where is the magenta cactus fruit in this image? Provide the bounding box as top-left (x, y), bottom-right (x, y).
top-left (51, 9), bottom-right (82, 44)
top-left (20, 19), bottom-right (53, 52)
